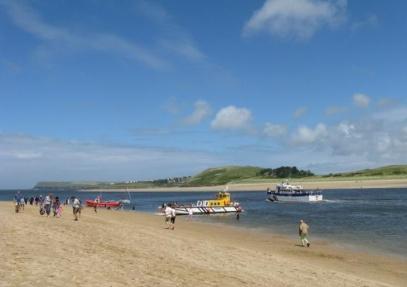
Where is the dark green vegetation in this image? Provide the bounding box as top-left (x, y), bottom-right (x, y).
top-left (184, 166), bottom-right (314, 186)
top-left (33, 165), bottom-right (407, 190)
top-left (257, 166), bottom-right (314, 178)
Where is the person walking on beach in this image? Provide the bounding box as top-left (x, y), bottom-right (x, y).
top-left (170, 207), bottom-right (176, 230)
top-left (72, 197), bottom-right (81, 221)
top-left (164, 204), bottom-right (172, 229)
top-left (94, 195), bottom-right (101, 213)
top-left (53, 197), bottom-right (61, 217)
top-left (19, 197), bottom-right (25, 211)
top-left (299, 219), bottom-right (310, 247)
top-left (44, 194), bottom-right (52, 217)
top-left (14, 191), bottom-right (23, 213)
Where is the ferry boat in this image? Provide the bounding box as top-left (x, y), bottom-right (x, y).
top-left (163, 190), bottom-right (243, 215)
top-left (267, 181), bottom-right (323, 202)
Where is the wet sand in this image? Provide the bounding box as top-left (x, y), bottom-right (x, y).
top-left (83, 178), bottom-right (407, 192)
top-left (1, 202), bottom-right (406, 287)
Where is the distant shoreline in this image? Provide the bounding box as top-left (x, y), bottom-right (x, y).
top-left (80, 178), bottom-right (407, 192)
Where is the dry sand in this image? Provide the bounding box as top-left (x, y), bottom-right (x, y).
top-left (83, 178), bottom-right (407, 192)
top-left (1, 202), bottom-right (406, 287)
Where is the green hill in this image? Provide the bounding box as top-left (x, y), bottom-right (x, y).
top-left (324, 165), bottom-right (407, 177)
top-left (33, 165), bottom-right (407, 190)
top-left (185, 166), bottom-right (263, 186)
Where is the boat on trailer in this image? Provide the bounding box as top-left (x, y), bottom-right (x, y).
top-left (163, 190), bottom-right (243, 215)
top-left (267, 181), bottom-right (323, 202)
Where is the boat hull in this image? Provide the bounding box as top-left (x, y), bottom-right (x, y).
top-left (173, 206), bottom-right (242, 215)
top-left (86, 200), bottom-right (121, 208)
top-left (267, 193), bottom-right (323, 202)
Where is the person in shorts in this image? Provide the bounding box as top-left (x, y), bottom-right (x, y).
top-left (170, 207), bottom-right (176, 230)
top-left (72, 197), bottom-right (81, 221)
top-left (44, 194), bottom-right (52, 216)
top-left (299, 219), bottom-right (310, 247)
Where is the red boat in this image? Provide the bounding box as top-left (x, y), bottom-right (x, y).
top-left (85, 200), bottom-right (121, 208)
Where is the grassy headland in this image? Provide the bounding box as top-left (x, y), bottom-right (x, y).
top-left (33, 164), bottom-right (407, 191)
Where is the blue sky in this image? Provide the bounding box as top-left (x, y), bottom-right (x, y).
top-left (0, 0), bottom-right (406, 188)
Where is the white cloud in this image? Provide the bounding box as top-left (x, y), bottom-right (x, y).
top-left (373, 107), bottom-right (407, 122)
top-left (353, 93), bottom-right (370, 108)
top-left (263, 123), bottom-right (287, 137)
top-left (292, 123), bottom-right (327, 144)
top-left (377, 98), bottom-right (397, 108)
top-left (2, 1), bottom-right (169, 69)
top-left (160, 39), bottom-right (205, 62)
top-left (183, 100), bottom-right (211, 125)
top-left (337, 122), bottom-right (356, 137)
top-left (211, 106), bottom-right (252, 130)
top-left (293, 106), bottom-right (307, 118)
top-left (0, 134), bottom-right (223, 188)
top-left (243, 0), bottom-right (347, 39)
top-left (137, 0), bottom-right (205, 62)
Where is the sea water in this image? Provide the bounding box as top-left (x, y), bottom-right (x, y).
top-left (1, 188), bottom-right (406, 258)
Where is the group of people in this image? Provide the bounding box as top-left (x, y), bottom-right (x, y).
top-left (14, 192), bottom-right (312, 246)
top-left (38, 193), bottom-right (62, 217)
top-left (14, 192), bottom-right (82, 221)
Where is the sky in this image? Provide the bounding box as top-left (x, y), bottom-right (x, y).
top-left (0, 0), bottom-right (406, 188)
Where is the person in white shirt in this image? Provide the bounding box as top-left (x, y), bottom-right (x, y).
top-left (44, 194), bottom-right (52, 216)
top-left (164, 205), bottom-right (172, 229)
top-left (170, 207), bottom-right (176, 230)
top-left (72, 197), bottom-right (81, 221)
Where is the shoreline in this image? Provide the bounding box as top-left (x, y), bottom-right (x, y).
top-left (1, 202), bottom-right (406, 286)
top-left (80, 178), bottom-right (407, 192)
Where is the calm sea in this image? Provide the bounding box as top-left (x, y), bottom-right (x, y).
top-left (1, 188), bottom-right (406, 258)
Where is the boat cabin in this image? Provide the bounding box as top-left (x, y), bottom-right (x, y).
top-left (196, 191), bottom-right (232, 207)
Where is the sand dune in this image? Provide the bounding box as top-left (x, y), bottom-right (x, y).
top-left (1, 202), bottom-right (406, 287)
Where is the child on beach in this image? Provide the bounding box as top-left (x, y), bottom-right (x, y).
top-left (299, 219), bottom-right (310, 247)
top-left (56, 204), bottom-right (63, 217)
top-left (53, 197), bottom-right (61, 217)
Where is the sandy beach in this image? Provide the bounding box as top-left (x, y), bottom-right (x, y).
top-left (82, 178), bottom-right (407, 192)
top-left (1, 202), bottom-right (406, 287)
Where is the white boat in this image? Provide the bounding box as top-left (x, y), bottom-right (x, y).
top-left (160, 190), bottom-right (243, 215)
top-left (267, 181), bottom-right (323, 202)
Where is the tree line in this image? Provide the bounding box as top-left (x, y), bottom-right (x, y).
top-left (257, 166), bottom-right (314, 178)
